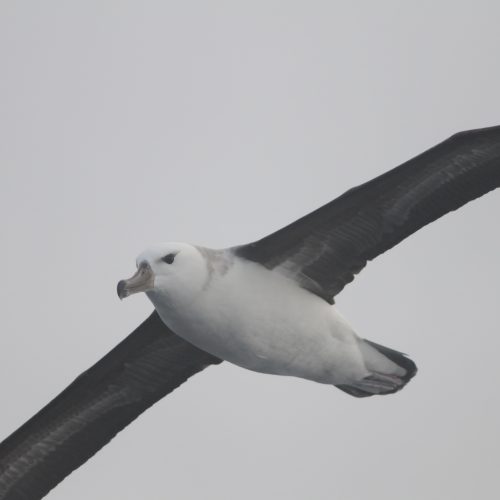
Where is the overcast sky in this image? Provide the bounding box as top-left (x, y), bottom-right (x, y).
top-left (1, 2), bottom-right (500, 499)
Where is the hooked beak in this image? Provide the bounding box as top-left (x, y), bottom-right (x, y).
top-left (117, 261), bottom-right (155, 300)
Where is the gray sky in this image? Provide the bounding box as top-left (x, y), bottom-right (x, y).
top-left (1, 2), bottom-right (500, 499)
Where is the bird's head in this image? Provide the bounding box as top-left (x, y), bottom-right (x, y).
top-left (117, 242), bottom-right (208, 305)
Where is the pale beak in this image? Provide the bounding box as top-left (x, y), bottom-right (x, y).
top-left (117, 261), bottom-right (155, 300)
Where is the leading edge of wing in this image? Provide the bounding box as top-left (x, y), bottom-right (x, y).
top-left (0, 312), bottom-right (222, 500)
top-left (233, 125), bottom-right (500, 303)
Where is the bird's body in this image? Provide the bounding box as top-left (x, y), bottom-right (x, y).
top-left (151, 248), bottom-right (358, 381)
top-left (142, 244), bottom-right (407, 393)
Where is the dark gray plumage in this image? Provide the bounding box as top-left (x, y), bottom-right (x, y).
top-left (0, 313), bottom-right (221, 500)
top-left (236, 126), bottom-right (500, 303)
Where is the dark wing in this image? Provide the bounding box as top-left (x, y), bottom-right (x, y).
top-left (235, 125), bottom-right (500, 303)
top-left (0, 312), bottom-right (222, 500)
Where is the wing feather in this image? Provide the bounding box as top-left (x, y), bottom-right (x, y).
top-left (0, 312), bottom-right (222, 500)
top-left (235, 126), bottom-right (500, 303)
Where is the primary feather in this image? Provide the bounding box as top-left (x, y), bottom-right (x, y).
top-left (0, 313), bottom-right (221, 500)
top-left (235, 126), bottom-right (500, 303)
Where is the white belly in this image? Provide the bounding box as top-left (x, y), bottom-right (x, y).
top-left (148, 259), bottom-right (367, 385)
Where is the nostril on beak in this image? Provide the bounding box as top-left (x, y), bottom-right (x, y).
top-left (117, 280), bottom-right (128, 300)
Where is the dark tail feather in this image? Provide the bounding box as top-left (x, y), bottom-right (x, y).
top-left (364, 339), bottom-right (418, 385)
top-left (336, 340), bottom-right (417, 398)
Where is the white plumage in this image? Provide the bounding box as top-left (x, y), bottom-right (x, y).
top-left (134, 242), bottom-right (410, 396)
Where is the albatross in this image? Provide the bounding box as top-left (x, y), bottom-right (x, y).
top-left (1, 125), bottom-right (500, 499)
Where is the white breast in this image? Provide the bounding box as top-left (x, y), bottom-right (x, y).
top-left (149, 257), bottom-right (366, 385)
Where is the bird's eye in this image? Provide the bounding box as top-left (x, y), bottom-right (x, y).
top-left (161, 253), bottom-right (176, 264)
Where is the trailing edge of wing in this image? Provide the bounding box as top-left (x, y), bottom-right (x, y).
top-left (0, 312), bottom-right (222, 500)
top-left (235, 126), bottom-right (500, 303)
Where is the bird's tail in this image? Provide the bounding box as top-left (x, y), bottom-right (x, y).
top-left (336, 339), bottom-right (417, 398)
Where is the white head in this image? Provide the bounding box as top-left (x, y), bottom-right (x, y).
top-left (117, 242), bottom-right (209, 307)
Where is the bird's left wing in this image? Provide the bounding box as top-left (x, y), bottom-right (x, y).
top-left (234, 125), bottom-right (500, 303)
top-left (0, 312), bottom-right (222, 500)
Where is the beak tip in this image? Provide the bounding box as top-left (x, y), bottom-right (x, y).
top-left (117, 280), bottom-right (128, 300)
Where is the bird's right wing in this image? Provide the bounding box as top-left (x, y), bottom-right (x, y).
top-left (0, 312), bottom-right (222, 500)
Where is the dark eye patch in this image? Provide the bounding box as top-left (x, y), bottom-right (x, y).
top-left (161, 253), bottom-right (176, 264)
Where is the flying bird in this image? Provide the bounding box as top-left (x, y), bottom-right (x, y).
top-left (1, 125), bottom-right (500, 499)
